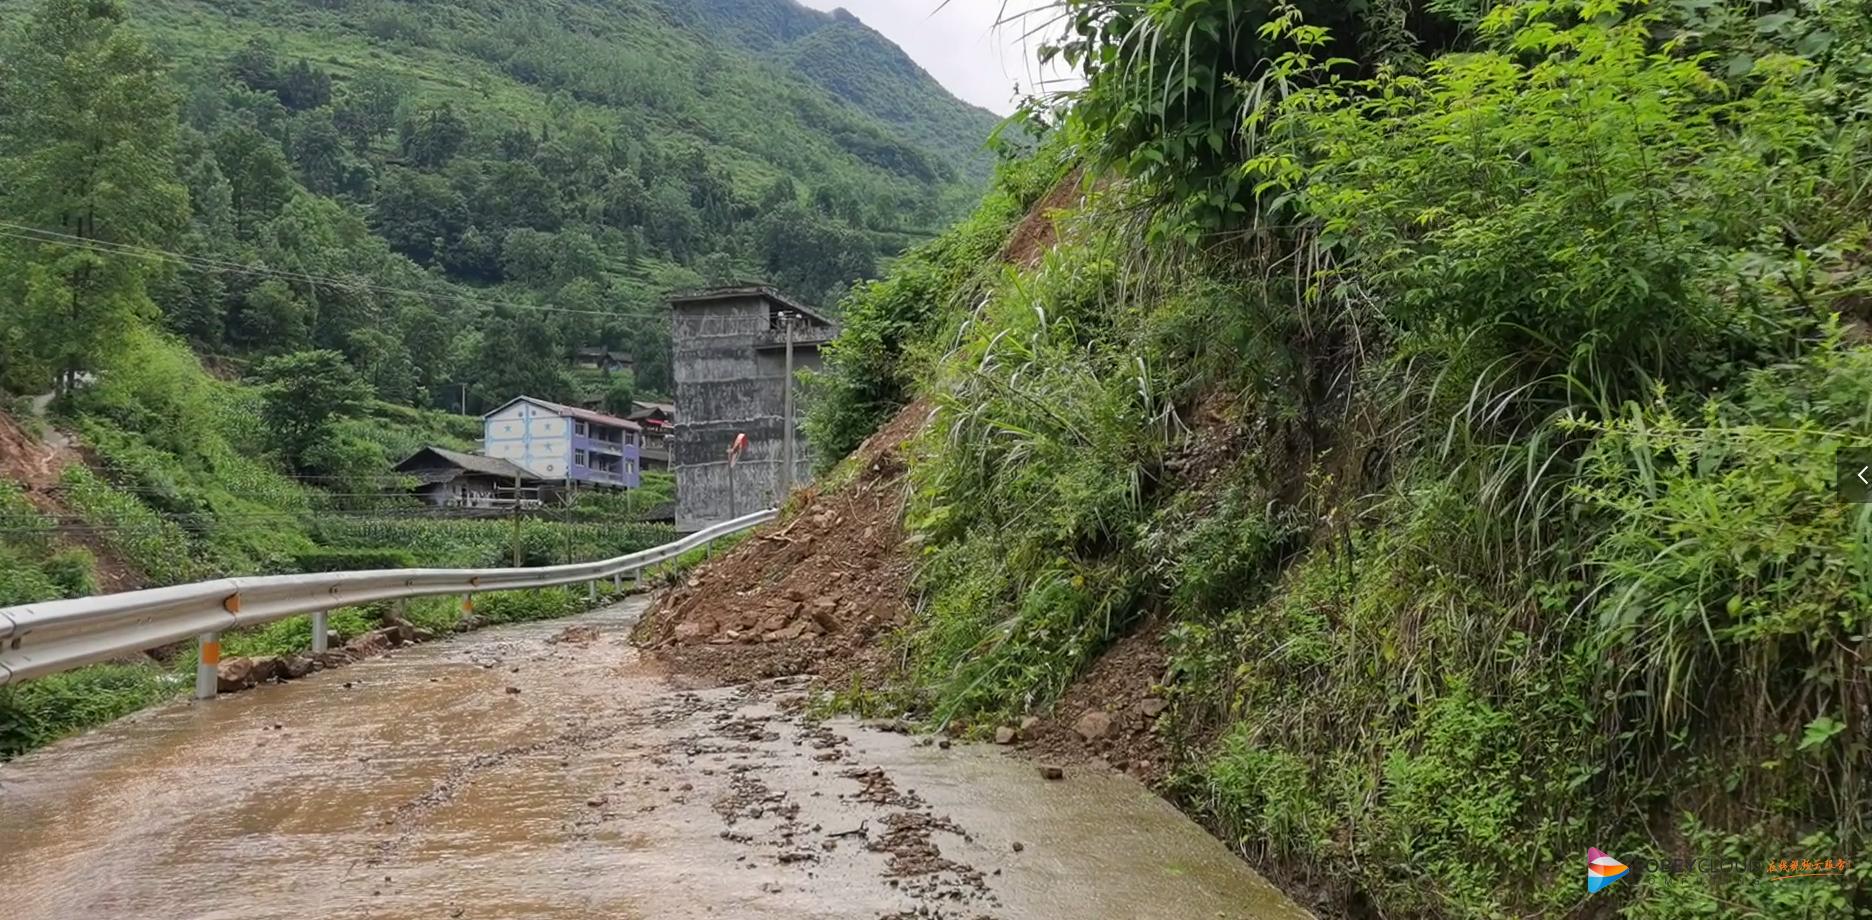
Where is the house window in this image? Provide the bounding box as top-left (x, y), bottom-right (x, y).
top-left (574, 421), bottom-right (589, 437)
top-left (574, 450), bottom-right (588, 466)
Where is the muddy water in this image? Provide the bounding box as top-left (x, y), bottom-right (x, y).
top-left (0, 599), bottom-right (1310, 920)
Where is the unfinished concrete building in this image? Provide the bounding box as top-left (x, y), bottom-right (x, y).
top-left (668, 285), bottom-right (837, 532)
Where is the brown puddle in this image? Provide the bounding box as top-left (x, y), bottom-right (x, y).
top-left (0, 599), bottom-right (1311, 920)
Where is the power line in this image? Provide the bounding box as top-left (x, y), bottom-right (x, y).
top-left (0, 220), bottom-right (678, 322)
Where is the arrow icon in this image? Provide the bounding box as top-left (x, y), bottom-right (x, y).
top-left (1859, 467), bottom-right (1869, 486)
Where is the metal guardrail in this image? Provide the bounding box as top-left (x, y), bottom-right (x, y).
top-left (0, 509), bottom-right (776, 697)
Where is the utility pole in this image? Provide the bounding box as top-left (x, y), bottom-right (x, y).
top-left (780, 311), bottom-right (798, 499)
top-left (510, 471), bottom-right (523, 566)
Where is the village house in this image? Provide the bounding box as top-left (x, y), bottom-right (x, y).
top-left (572, 346), bottom-right (634, 375)
top-left (627, 400), bottom-right (676, 471)
top-left (395, 447), bottom-right (541, 508)
top-left (482, 396), bottom-right (644, 489)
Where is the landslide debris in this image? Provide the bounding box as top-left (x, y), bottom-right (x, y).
top-left (636, 399), bottom-right (931, 687)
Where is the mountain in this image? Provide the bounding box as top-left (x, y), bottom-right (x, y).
top-left (664, 0), bottom-right (1005, 178)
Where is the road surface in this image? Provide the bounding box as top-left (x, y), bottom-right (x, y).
top-left (0, 598), bottom-right (1311, 919)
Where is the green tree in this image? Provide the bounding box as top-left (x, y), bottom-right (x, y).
top-left (372, 168), bottom-right (467, 264)
top-left (332, 68), bottom-right (407, 151)
top-left (469, 314), bottom-right (570, 407)
top-left (276, 60), bottom-right (332, 111)
top-left (345, 327), bottom-right (419, 405)
top-left (0, 0), bottom-right (189, 394)
top-left (177, 129), bottom-right (233, 232)
top-left (287, 109), bottom-right (355, 196)
top-left (395, 301), bottom-right (451, 399)
top-left (228, 279), bottom-right (310, 353)
top-left (215, 124), bottom-right (294, 237)
top-left (499, 229), bottom-right (559, 285)
top-left (754, 202), bottom-right (875, 301)
top-left (476, 161), bottom-right (561, 233)
top-left (399, 103), bottom-right (468, 169)
top-left (228, 36), bottom-right (280, 95)
top-left (254, 349), bottom-right (372, 470)
top-left (601, 375), bottom-right (636, 417)
top-left (643, 177), bottom-right (700, 261)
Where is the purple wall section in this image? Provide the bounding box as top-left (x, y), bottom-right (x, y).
top-left (568, 426), bottom-right (642, 489)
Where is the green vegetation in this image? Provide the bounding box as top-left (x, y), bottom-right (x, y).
top-left (0, 0), bottom-right (998, 424)
top-left (0, 663), bottom-right (182, 759)
top-left (809, 0), bottom-right (1872, 915)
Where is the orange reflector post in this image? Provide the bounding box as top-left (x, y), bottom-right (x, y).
top-left (222, 593), bottom-right (241, 614)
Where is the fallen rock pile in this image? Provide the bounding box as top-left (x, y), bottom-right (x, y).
top-left (637, 400), bottom-right (931, 686)
top-left (214, 616), bottom-right (436, 694)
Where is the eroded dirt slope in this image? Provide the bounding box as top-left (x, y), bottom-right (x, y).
top-left (637, 399), bottom-right (931, 688)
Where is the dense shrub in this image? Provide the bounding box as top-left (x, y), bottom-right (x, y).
top-left (291, 547), bottom-right (417, 572)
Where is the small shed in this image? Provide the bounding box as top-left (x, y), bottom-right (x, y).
top-left (395, 447), bottom-right (540, 508)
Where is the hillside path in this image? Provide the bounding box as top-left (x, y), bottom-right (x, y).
top-left (0, 598), bottom-right (1311, 920)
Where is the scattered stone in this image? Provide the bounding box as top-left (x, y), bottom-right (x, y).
top-left (1011, 841), bottom-right (1024, 852)
top-left (216, 657), bottom-right (258, 693)
top-left (1019, 715), bottom-right (1039, 732)
top-left (505, 686), bottom-right (522, 695)
top-left (993, 726), bottom-right (1017, 745)
top-left (549, 624), bottom-right (602, 646)
top-left (1073, 710), bottom-right (1114, 741)
top-left (1039, 765), bottom-right (1065, 781)
top-left (673, 621), bottom-right (712, 641)
top-left (1135, 698), bottom-right (1169, 718)
top-left (279, 656), bottom-right (315, 680)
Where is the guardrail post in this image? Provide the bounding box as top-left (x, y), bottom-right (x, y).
top-left (461, 594), bottom-right (474, 620)
top-left (196, 632), bottom-right (220, 700)
top-left (310, 610), bottom-right (328, 654)
top-left (612, 572), bottom-right (622, 592)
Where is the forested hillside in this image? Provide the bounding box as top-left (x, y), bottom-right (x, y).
top-left (670, 0), bottom-right (1005, 179)
top-left (0, 0), bottom-right (997, 415)
top-left (775, 0), bottom-right (1872, 916)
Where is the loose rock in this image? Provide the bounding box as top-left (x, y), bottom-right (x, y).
top-left (1073, 710), bottom-right (1114, 741)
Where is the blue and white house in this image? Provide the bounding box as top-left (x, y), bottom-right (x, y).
top-left (482, 396), bottom-right (644, 489)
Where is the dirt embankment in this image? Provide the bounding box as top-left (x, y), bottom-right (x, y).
top-left (0, 407), bottom-right (143, 593)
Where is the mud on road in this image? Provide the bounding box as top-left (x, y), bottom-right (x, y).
top-left (0, 599), bottom-right (1309, 920)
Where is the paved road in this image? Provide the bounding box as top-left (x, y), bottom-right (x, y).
top-left (0, 598), bottom-right (1311, 920)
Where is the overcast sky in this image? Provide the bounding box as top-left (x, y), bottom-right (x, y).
top-left (793, 0), bottom-right (1078, 115)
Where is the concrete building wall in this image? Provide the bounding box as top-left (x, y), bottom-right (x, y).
top-left (671, 291), bottom-right (827, 532)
